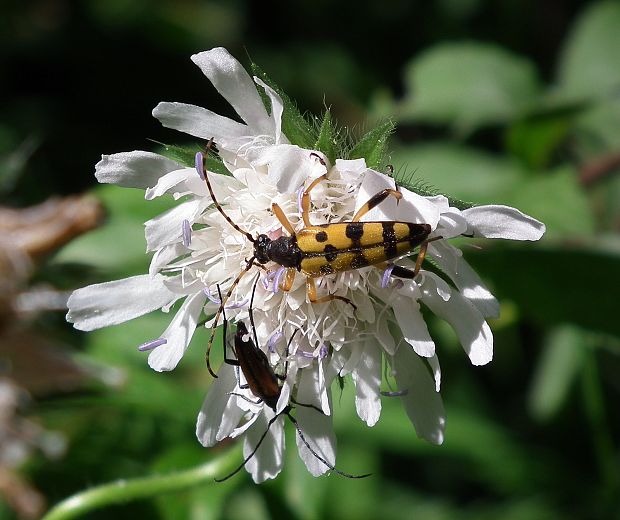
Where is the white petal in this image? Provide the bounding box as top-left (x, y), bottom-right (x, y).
top-left (191, 48), bottom-right (273, 135)
top-left (149, 242), bottom-right (186, 276)
top-left (144, 167), bottom-right (195, 200)
top-left (66, 274), bottom-right (178, 331)
top-left (254, 77), bottom-right (286, 144)
top-left (144, 198), bottom-right (204, 251)
top-left (244, 411), bottom-right (284, 483)
top-left (295, 371), bottom-right (336, 477)
top-left (95, 151), bottom-right (180, 189)
top-left (354, 168), bottom-right (397, 220)
top-left (422, 285), bottom-right (493, 366)
top-left (147, 291), bottom-right (206, 371)
top-left (462, 205), bottom-right (545, 240)
top-left (391, 345), bottom-right (446, 445)
top-left (255, 144), bottom-right (319, 194)
top-left (429, 242), bottom-right (500, 318)
top-left (435, 208), bottom-right (468, 239)
top-left (196, 363), bottom-right (239, 446)
top-left (392, 296), bottom-right (435, 358)
top-left (152, 102), bottom-right (248, 142)
top-left (352, 337), bottom-right (382, 427)
top-left (428, 355), bottom-right (442, 392)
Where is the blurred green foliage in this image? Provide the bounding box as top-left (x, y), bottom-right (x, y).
top-left (2, 1), bottom-right (620, 519)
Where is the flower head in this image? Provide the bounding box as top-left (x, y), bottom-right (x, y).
top-left (66, 47), bottom-right (545, 481)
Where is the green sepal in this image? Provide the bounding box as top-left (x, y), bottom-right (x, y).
top-left (154, 142), bottom-right (230, 176)
top-left (251, 64), bottom-right (316, 149)
top-left (392, 170), bottom-right (475, 210)
top-left (348, 120), bottom-right (395, 169)
top-left (314, 110), bottom-right (337, 164)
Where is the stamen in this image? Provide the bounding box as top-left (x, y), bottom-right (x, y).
top-left (381, 263), bottom-right (395, 288)
top-left (319, 344), bottom-right (329, 359)
top-left (182, 219), bottom-right (192, 247)
top-left (271, 266), bottom-right (286, 293)
top-left (194, 152), bottom-right (205, 180)
top-left (262, 270), bottom-right (277, 290)
top-left (203, 286), bottom-right (248, 309)
top-left (267, 330), bottom-right (284, 353)
top-left (225, 298), bottom-right (249, 309)
top-left (138, 338), bottom-right (167, 352)
top-left (203, 286), bottom-right (221, 305)
top-left (380, 389), bottom-right (409, 397)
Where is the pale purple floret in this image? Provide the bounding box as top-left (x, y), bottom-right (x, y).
top-left (271, 266), bottom-right (286, 293)
top-left (267, 330), bottom-right (284, 353)
top-left (194, 152), bottom-right (205, 180)
top-left (182, 219), bottom-right (192, 247)
top-left (138, 338), bottom-right (167, 352)
top-left (381, 263), bottom-right (395, 288)
top-left (319, 344), bottom-right (328, 359)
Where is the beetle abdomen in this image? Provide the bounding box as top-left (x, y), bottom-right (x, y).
top-left (297, 222), bottom-right (431, 277)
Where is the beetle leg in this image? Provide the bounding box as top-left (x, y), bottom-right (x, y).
top-left (280, 268), bottom-right (296, 292)
top-left (271, 202), bottom-right (296, 236)
top-left (301, 174), bottom-right (328, 227)
top-left (379, 236), bottom-right (443, 280)
top-left (352, 189), bottom-right (402, 222)
top-left (306, 277), bottom-right (357, 310)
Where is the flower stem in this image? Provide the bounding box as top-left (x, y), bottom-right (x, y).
top-left (42, 447), bottom-right (242, 520)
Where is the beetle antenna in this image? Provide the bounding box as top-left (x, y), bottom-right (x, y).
top-left (285, 412), bottom-right (371, 479)
top-left (198, 138), bottom-right (255, 243)
top-left (214, 413), bottom-right (281, 482)
top-left (206, 258), bottom-right (256, 378)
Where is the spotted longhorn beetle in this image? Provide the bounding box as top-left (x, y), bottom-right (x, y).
top-left (198, 139), bottom-right (439, 377)
top-left (214, 281), bottom-right (370, 482)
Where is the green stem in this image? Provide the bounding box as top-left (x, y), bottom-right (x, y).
top-left (42, 447), bottom-right (242, 520)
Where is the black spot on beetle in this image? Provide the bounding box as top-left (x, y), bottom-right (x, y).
top-left (315, 231), bottom-right (328, 242)
top-left (324, 244), bottom-right (338, 262)
top-left (345, 222), bottom-right (364, 241)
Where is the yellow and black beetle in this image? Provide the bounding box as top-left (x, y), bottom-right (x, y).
top-left (198, 140), bottom-right (437, 377)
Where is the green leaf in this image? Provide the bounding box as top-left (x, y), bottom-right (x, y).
top-left (251, 63), bottom-right (315, 148)
top-left (556, 1), bottom-right (620, 102)
top-left (506, 166), bottom-right (595, 237)
top-left (399, 42), bottom-right (541, 134)
top-left (393, 142), bottom-right (526, 204)
top-left (314, 110), bottom-right (336, 164)
top-left (155, 141), bottom-right (229, 176)
top-left (467, 243), bottom-right (620, 337)
top-left (348, 119), bottom-right (395, 169)
top-left (506, 113), bottom-right (572, 169)
top-left (528, 325), bottom-right (586, 421)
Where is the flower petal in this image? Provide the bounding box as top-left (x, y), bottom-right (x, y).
top-left (352, 337), bottom-right (382, 427)
top-left (391, 345), bottom-right (446, 445)
top-left (191, 48), bottom-right (273, 135)
top-left (144, 167), bottom-right (196, 200)
top-left (145, 198), bottom-right (205, 251)
top-left (66, 274), bottom-right (178, 331)
top-left (422, 281), bottom-right (493, 365)
top-left (95, 151), bottom-right (180, 189)
top-left (429, 242), bottom-right (500, 318)
top-left (462, 205), bottom-right (545, 240)
top-left (147, 291), bottom-right (206, 371)
top-left (295, 367), bottom-right (336, 477)
top-left (244, 411), bottom-right (284, 483)
top-left (392, 295), bottom-right (436, 358)
top-left (254, 77), bottom-right (286, 144)
top-left (152, 102), bottom-right (248, 141)
top-left (196, 363), bottom-right (239, 447)
top-left (255, 144), bottom-right (322, 194)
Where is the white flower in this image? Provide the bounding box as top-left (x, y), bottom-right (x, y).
top-left (66, 47), bottom-right (545, 481)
